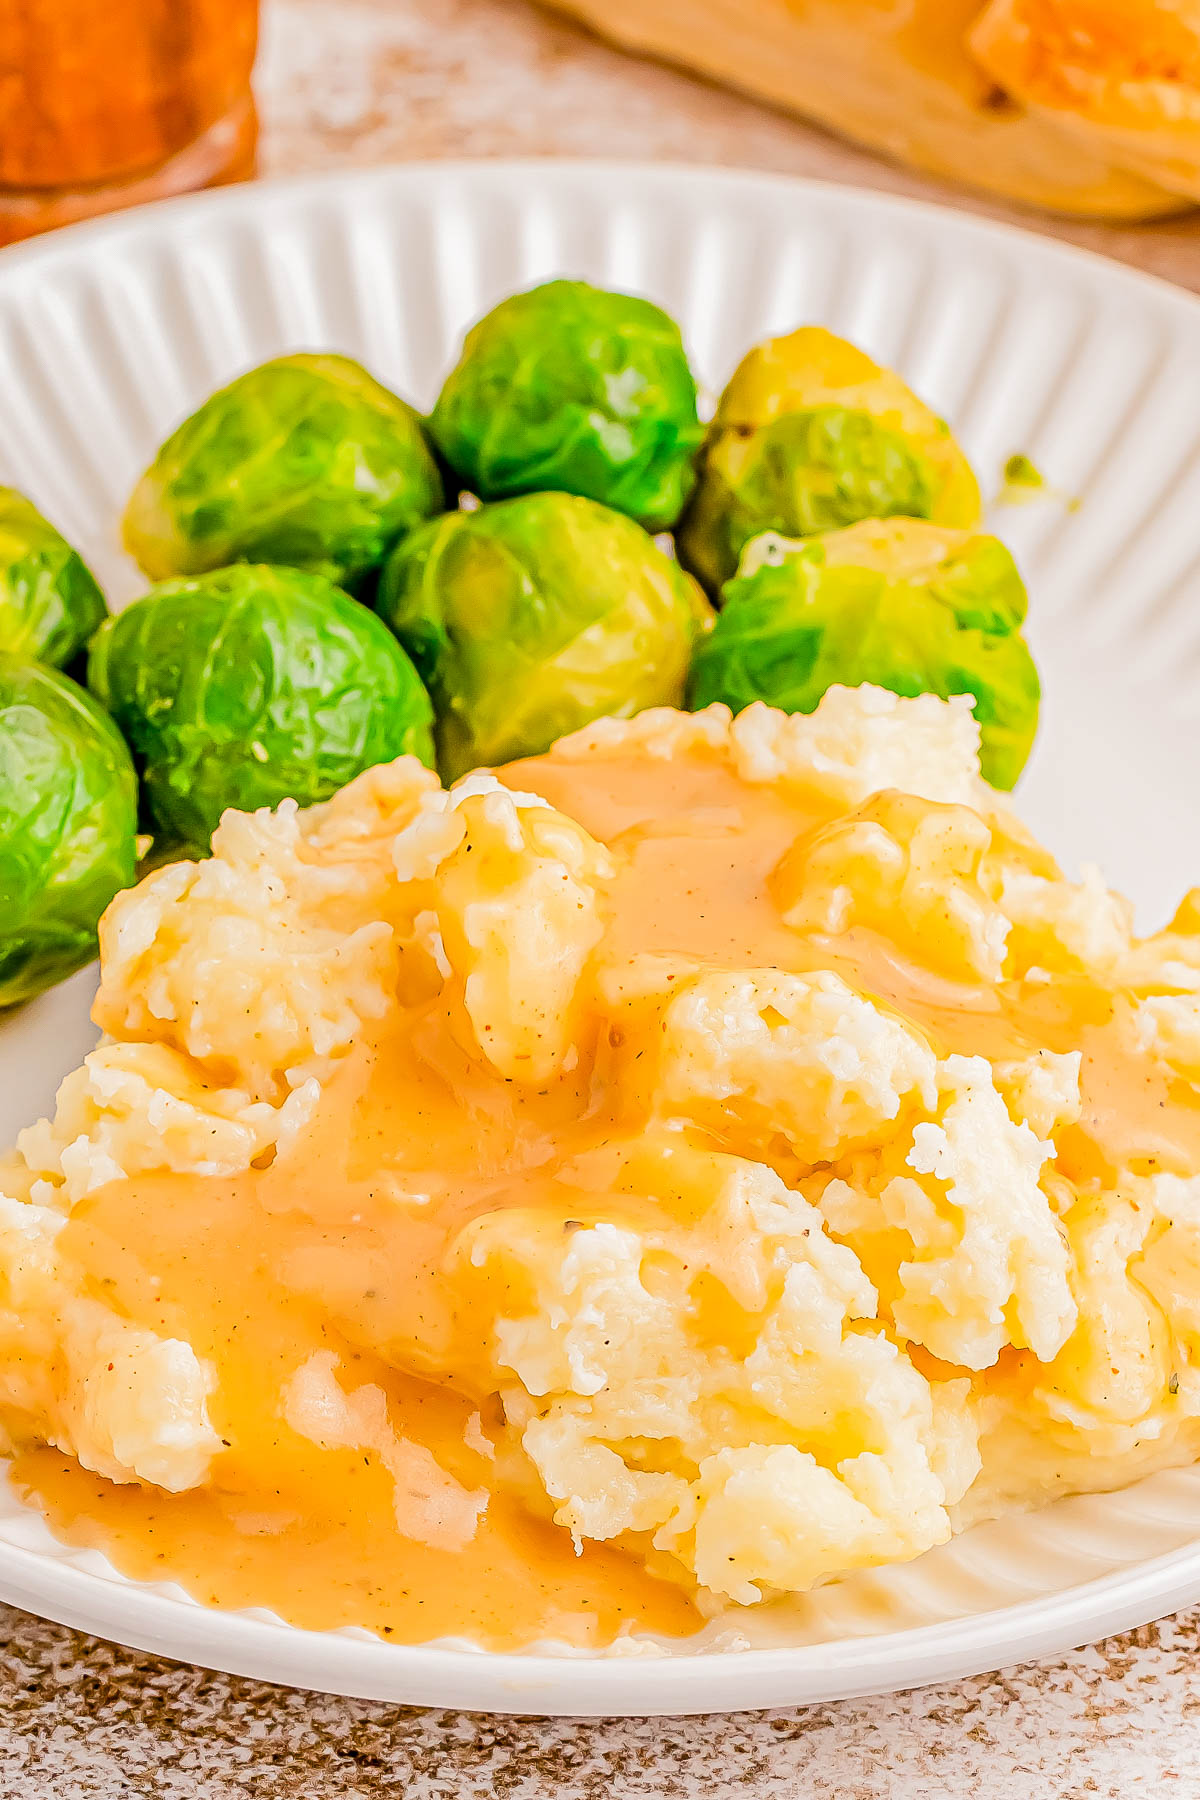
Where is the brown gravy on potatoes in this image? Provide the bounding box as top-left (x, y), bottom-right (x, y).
top-left (15, 739), bottom-right (1200, 1648)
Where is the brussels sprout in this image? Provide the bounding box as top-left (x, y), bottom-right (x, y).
top-left (0, 657), bottom-right (138, 1007)
top-left (677, 327), bottom-right (982, 593)
top-left (123, 354), bottom-right (445, 590)
top-left (88, 565), bottom-right (435, 850)
top-left (0, 488), bottom-right (107, 668)
top-left (376, 492), bottom-right (713, 780)
top-left (688, 519), bottom-right (1039, 789)
top-left (429, 281), bottom-right (703, 531)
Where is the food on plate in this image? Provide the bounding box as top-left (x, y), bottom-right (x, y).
top-left (3, 294), bottom-right (1041, 1014)
top-left (689, 519), bottom-right (1040, 789)
top-left (676, 327), bottom-right (981, 594)
top-left (539, 0), bottom-right (1192, 218)
top-left (375, 491), bottom-right (712, 780)
top-left (3, 685), bottom-right (1200, 1648)
top-left (123, 354), bottom-right (444, 590)
top-left (0, 488), bottom-right (107, 668)
top-left (970, 0), bottom-right (1200, 205)
top-left (87, 564), bottom-right (434, 852)
top-left (429, 280), bottom-right (704, 531)
top-left (0, 657), bottom-right (137, 1007)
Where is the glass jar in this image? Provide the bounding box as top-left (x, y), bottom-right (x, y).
top-left (0, 0), bottom-right (259, 245)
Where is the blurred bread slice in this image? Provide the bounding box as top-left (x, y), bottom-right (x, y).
top-left (544, 0), bottom-right (1186, 216)
top-left (970, 0), bottom-right (1200, 201)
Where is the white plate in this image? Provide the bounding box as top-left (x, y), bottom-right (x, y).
top-left (2, 160), bottom-right (1200, 1715)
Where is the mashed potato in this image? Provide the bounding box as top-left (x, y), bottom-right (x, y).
top-left (4, 686), bottom-right (1200, 1645)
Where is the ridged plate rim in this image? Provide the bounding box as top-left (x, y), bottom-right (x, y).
top-left (4, 154), bottom-right (1200, 313)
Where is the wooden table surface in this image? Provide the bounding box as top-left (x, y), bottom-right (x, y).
top-left (5, 2), bottom-right (1200, 1792)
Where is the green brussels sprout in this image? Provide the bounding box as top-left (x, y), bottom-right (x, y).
top-left (688, 518), bottom-right (1040, 790)
top-left (677, 326), bottom-right (982, 593)
top-left (429, 280), bottom-right (703, 531)
top-left (88, 565), bottom-right (435, 850)
top-left (123, 354), bottom-right (445, 590)
top-left (376, 492), bottom-right (713, 780)
top-left (0, 657), bottom-right (138, 1007)
top-left (0, 488), bottom-right (107, 668)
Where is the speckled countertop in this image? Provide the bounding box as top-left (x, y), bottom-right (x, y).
top-left (5, 3), bottom-right (1200, 1791)
top-left (5, 1605), bottom-right (1200, 1796)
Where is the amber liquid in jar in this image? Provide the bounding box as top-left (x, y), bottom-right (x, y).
top-left (0, 0), bottom-right (259, 245)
